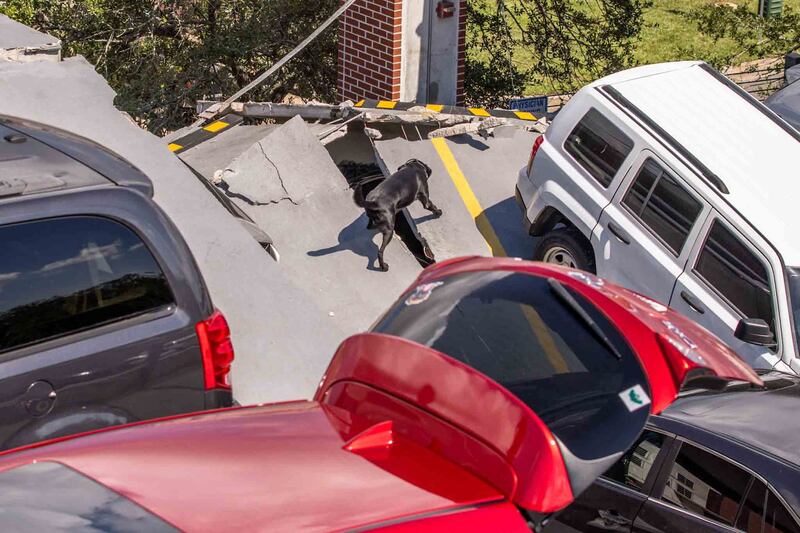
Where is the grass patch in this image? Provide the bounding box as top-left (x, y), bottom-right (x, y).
top-left (513, 0), bottom-right (799, 96)
top-left (636, 0), bottom-right (800, 65)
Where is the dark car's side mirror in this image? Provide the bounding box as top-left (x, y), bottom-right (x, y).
top-left (735, 318), bottom-right (777, 347)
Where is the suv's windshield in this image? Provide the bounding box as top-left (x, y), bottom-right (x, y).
top-left (372, 270), bottom-right (651, 461)
top-left (787, 267), bottom-right (800, 354)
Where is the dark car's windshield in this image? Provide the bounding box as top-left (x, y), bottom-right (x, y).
top-left (787, 267), bottom-right (800, 354)
top-left (372, 270), bottom-right (651, 460)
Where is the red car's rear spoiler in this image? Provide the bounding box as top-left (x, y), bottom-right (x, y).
top-left (317, 332), bottom-right (574, 512)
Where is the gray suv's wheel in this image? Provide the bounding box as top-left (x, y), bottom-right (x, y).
top-left (534, 228), bottom-right (596, 273)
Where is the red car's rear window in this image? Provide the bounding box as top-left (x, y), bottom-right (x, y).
top-left (372, 270), bottom-right (652, 461)
top-left (0, 461), bottom-right (176, 532)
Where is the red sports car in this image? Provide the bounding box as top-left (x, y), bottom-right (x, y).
top-left (0, 258), bottom-right (759, 532)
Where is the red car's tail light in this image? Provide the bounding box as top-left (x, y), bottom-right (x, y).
top-left (196, 310), bottom-right (234, 390)
top-left (527, 134), bottom-right (545, 175)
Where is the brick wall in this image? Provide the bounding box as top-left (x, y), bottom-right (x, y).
top-left (456, 0), bottom-right (466, 105)
top-left (338, 0), bottom-right (403, 102)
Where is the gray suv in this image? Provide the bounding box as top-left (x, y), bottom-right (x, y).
top-left (0, 115), bottom-right (233, 450)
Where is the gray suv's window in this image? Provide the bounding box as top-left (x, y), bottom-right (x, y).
top-left (661, 442), bottom-right (751, 527)
top-left (622, 158), bottom-right (702, 255)
top-left (564, 108), bottom-right (634, 188)
top-left (0, 216), bottom-right (173, 353)
top-left (603, 430), bottom-right (667, 492)
top-left (695, 221), bottom-right (774, 329)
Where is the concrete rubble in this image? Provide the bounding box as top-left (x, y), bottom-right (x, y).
top-left (0, 15), bottom-right (61, 62)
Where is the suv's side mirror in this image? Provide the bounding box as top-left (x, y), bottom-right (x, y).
top-left (735, 318), bottom-right (777, 347)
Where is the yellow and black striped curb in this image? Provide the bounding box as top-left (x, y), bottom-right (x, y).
top-left (354, 99), bottom-right (539, 121)
top-left (167, 114), bottom-right (244, 155)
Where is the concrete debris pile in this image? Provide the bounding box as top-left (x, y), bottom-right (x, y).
top-left (0, 14), bottom-right (61, 62)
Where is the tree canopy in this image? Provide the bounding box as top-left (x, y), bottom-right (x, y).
top-left (691, 3), bottom-right (799, 67)
top-left (1, 0), bottom-right (339, 133)
top-left (465, 0), bottom-right (652, 107)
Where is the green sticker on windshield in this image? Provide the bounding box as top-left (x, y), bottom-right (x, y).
top-left (619, 385), bottom-right (651, 412)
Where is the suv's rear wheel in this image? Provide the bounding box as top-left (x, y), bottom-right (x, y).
top-left (534, 228), bottom-right (596, 273)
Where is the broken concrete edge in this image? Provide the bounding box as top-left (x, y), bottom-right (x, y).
top-left (0, 14), bottom-right (61, 62)
top-left (0, 45), bottom-right (61, 63)
top-left (195, 99), bottom-right (545, 128)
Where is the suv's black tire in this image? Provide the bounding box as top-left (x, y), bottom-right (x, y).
top-left (534, 228), bottom-right (596, 273)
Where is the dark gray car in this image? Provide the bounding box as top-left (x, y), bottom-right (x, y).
top-left (0, 115), bottom-right (233, 450)
top-left (546, 371), bottom-right (800, 532)
top-left (764, 76), bottom-right (800, 132)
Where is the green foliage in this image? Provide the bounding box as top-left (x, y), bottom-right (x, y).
top-left (691, 3), bottom-right (800, 66)
top-left (0, 0), bottom-right (339, 133)
top-left (465, 0), bottom-right (653, 107)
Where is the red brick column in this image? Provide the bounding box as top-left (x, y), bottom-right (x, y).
top-left (456, 0), bottom-right (466, 106)
top-left (338, 0), bottom-right (403, 102)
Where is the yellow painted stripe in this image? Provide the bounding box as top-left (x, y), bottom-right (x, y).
top-left (377, 100), bottom-right (397, 109)
top-left (355, 99), bottom-right (365, 107)
top-left (514, 111), bottom-right (537, 121)
top-left (469, 107), bottom-right (490, 117)
top-left (431, 137), bottom-right (568, 373)
top-left (430, 138), bottom-right (498, 254)
top-left (167, 143), bottom-right (183, 152)
top-left (426, 104), bottom-right (444, 113)
top-left (203, 120), bottom-right (229, 133)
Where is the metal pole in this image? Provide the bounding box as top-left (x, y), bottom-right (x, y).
top-left (193, 0), bottom-right (358, 127)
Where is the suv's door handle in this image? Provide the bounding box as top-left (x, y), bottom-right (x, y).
top-left (607, 222), bottom-right (630, 245)
top-left (680, 291), bottom-right (705, 314)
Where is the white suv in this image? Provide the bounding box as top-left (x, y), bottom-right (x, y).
top-left (516, 61), bottom-right (800, 374)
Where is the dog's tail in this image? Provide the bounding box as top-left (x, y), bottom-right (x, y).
top-left (352, 183), bottom-right (367, 208)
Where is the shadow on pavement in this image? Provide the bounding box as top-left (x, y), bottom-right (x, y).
top-left (307, 213), bottom-right (383, 271)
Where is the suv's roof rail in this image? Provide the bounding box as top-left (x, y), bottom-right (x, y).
top-left (597, 84), bottom-right (730, 195)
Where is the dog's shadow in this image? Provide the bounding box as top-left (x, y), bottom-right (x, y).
top-left (307, 213), bottom-right (384, 271)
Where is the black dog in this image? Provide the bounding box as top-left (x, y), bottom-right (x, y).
top-left (353, 159), bottom-right (441, 271)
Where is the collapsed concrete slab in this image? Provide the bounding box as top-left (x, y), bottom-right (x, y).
top-left (0, 15), bottom-right (61, 62)
top-left (207, 116), bottom-right (425, 335)
top-left (0, 57), bottom-right (343, 404)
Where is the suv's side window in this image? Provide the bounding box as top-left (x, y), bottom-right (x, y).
top-left (695, 220), bottom-right (774, 330)
top-left (564, 108), bottom-right (634, 188)
top-left (660, 441), bottom-right (751, 527)
top-left (603, 430), bottom-right (667, 491)
top-left (0, 216), bottom-right (174, 353)
top-left (622, 158), bottom-right (702, 255)
top-left (737, 480), bottom-right (800, 533)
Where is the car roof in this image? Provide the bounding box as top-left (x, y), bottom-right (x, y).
top-left (660, 371), bottom-right (800, 467)
top-left (0, 115), bottom-right (153, 199)
top-left (0, 401), bottom-right (504, 532)
top-left (765, 77), bottom-right (800, 132)
top-left (590, 62), bottom-right (800, 265)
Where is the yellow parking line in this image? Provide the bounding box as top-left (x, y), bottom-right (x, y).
top-left (431, 138), bottom-right (502, 256)
top-left (431, 136), bottom-right (568, 373)
top-left (203, 120), bottom-right (229, 133)
top-left (377, 101), bottom-right (397, 109)
top-left (168, 143), bottom-right (183, 152)
top-left (469, 107), bottom-right (490, 117)
top-left (514, 111), bottom-right (537, 121)
top-left (426, 104), bottom-right (444, 112)
top-left (355, 100), bottom-right (365, 107)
